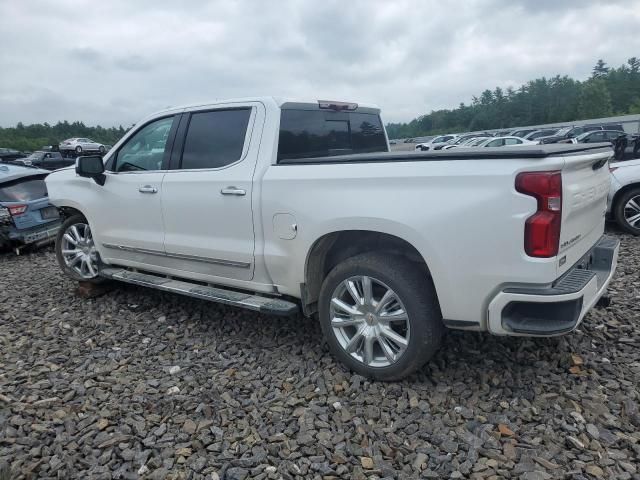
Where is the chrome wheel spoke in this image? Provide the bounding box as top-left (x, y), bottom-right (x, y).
top-left (379, 325), bottom-right (409, 348)
top-left (63, 233), bottom-right (78, 246)
top-left (331, 316), bottom-right (363, 328)
top-left (362, 276), bottom-right (373, 305)
top-left (626, 212), bottom-right (640, 225)
top-left (344, 326), bottom-right (365, 353)
top-left (346, 280), bottom-right (362, 305)
top-left (362, 335), bottom-right (374, 365)
top-left (379, 310), bottom-right (408, 324)
top-left (331, 298), bottom-right (361, 316)
top-left (377, 335), bottom-right (397, 363)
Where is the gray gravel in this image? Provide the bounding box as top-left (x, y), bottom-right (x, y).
top-left (1, 231), bottom-right (639, 480)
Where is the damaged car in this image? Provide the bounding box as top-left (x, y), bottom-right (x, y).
top-left (0, 163), bottom-right (61, 252)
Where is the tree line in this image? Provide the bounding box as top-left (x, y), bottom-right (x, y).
top-left (0, 121), bottom-right (128, 152)
top-left (387, 57), bottom-right (640, 139)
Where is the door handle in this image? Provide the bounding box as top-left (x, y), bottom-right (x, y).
top-left (221, 187), bottom-right (246, 196)
top-left (138, 185), bottom-right (158, 194)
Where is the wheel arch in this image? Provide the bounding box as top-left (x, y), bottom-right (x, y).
top-left (302, 230), bottom-right (436, 317)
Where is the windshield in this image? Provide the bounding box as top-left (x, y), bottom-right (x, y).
top-left (26, 152), bottom-right (45, 161)
top-left (575, 132), bottom-right (591, 141)
top-left (554, 127), bottom-right (571, 136)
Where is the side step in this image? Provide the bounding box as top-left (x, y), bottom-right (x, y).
top-left (99, 268), bottom-right (299, 316)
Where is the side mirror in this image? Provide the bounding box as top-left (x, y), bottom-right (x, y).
top-left (76, 155), bottom-right (106, 186)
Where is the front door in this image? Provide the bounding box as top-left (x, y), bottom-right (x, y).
top-left (161, 103), bottom-right (262, 281)
top-left (90, 115), bottom-right (177, 266)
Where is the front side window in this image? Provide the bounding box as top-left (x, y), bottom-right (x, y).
top-left (114, 116), bottom-right (174, 172)
top-left (504, 138), bottom-right (521, 145)
top-left (180, 109), bottom-right (251, 170)
top-left (486, 139), bottom-right (503, 147)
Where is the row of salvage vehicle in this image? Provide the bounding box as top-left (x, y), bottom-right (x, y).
top-left (414, 122), bottom-right (640, 161)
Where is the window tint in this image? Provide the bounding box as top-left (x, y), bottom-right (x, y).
top-left (114, 116), bottom-right (174, 172)
top-left (278, 110), bottom-right (387, 161)
top-left (180, 109), bottom-right (251, 170)
top-left (486, 139), bottom-right (503, 147)
top-left (589, 132), bottom-right (605, 142)
top-left (0, 177), bottom-right (48, 202)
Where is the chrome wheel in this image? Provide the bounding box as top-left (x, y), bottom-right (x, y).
top-left (624, 195), bottom-right (640, 228)
top-left (61, 223), bottom-right (98, 279)
top-left (330, 275), bottom-right (410, 368)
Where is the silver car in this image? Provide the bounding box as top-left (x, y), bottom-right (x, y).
top-left (59, 137), bottom-right (106, 155)
top-left (608, 159), bottom-right (640, 235)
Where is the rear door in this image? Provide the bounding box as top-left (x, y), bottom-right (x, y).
top-left (160, 102), bottom-right (263, 281)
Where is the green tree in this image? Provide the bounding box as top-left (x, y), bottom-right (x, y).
top-left (577, 80), bottom-right (613, 118)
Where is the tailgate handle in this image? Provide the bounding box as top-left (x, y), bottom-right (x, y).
top-left (592, 158), bottom-right (607, 170)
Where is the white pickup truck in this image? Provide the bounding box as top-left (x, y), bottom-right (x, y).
top-left (46, 97), bottom-right (619, 380)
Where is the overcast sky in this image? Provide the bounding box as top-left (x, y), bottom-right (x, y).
top-left (1, 0), bottom-right (639, 127)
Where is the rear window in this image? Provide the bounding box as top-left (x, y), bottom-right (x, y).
top-left (278, 110), bottom-right (387, 162)
top-left (0, 176), bottom-right (48, 202)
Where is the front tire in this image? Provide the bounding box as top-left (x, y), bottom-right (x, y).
top-left (318, 252), bottom-right (444, 380)
top-left (99, 145), bottom-right (105, 154)
top-left (75, 146), bottom-right (83, 154)
top-left (55, 214), bottom-right (103, 282)
top-left (614, 187), bottom-right (640, 235)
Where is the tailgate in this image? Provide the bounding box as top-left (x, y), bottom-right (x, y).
top-left (557, 147), bottom-right (611, 277)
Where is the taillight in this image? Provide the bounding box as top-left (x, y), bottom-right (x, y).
top-left (8, 205), bottom-right (27, 216)
top-left (515, 171), bottom-right (562, 258)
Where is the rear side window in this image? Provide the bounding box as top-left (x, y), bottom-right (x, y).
top-left (180, 108), bottom-right (251, 170)
top-left (278, 110), bottom-right (387, 161)
top-left (0, 177), bottom-right (48, 202)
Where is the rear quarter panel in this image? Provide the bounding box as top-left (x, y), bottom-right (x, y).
top-left (260, 153), bottom-right (577, 327)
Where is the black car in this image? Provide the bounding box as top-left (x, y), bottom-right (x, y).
top-left (538, 124), bottom-right (625, 144)
top-left (14, 151), bottom-right (75, 171)
top-left (0, 147), bottom-right (25, 163)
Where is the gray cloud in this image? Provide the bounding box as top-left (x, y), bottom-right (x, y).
top-left (0, 0), bottom-right (639, 127)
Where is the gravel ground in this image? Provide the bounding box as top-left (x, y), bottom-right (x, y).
top-left (1, 231), bottom-right (639, 480)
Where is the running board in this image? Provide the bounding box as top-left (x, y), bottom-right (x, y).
top-left (99, 268), bottom-right (299, 316)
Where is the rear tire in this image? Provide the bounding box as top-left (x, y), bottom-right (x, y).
top-left (614, 187), bottom-right (640, 235)
top-left (75, 146), bottom-right (83, 154)
top-left (55, 214), bottom-right (104, 283)
top-left (318, 252), bottom-right (444, 381)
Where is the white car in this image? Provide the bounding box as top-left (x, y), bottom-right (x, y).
top-left (45, 97), bottom-right (618, 380)
top-left (476, 136), bottom-right (538, 147)
top-left (608, 159), bottom-right (640, 235)
top-left (414, 134), bottom-right (458, 151)
top-left (59, 138), bottom-right (106, 155)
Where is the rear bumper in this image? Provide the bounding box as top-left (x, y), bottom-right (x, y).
top-left (487, 235), bottom-right (619, 336)
top-left (6, 221), bottom-right (61, 245)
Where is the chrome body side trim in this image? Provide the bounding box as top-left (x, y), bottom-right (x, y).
top-left (101, 243), bottom-right (251, 268)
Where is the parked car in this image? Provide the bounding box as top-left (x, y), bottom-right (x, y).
top-left (434, 133), bottom-right (492, 150)
top-left (59, 138), bottom-right (106, 156)
top-left (510, 128), bottom-right (540, 138)
top-left (0, 147), bottom-right (25, 163)
top-left (415, 134), bottom-right (458, 151)
top-left (0, 164), bottom-right (61, 251)
top-left (476, 136), bottom-right (538, 147)
top-left (445, 136), bottom-right (490, 149)
top-left (568, 130), bottom-right (627, 145)
top-left (608, 159), bottom-right (640, 235)
top-left (46, 97), bottom-right (618, 380)
top-left (523, 129), bottom-right (560, 141)
top-left (14, 151), bottom-right (75, 170)
top-left (538, 124), bottom-right (625, 144)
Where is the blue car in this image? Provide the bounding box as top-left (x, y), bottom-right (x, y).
top-left (0, 163), bottom-right (61, 251)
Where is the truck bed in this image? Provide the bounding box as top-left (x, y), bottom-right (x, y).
top-left (277, 143), bottom-right (613, 164)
